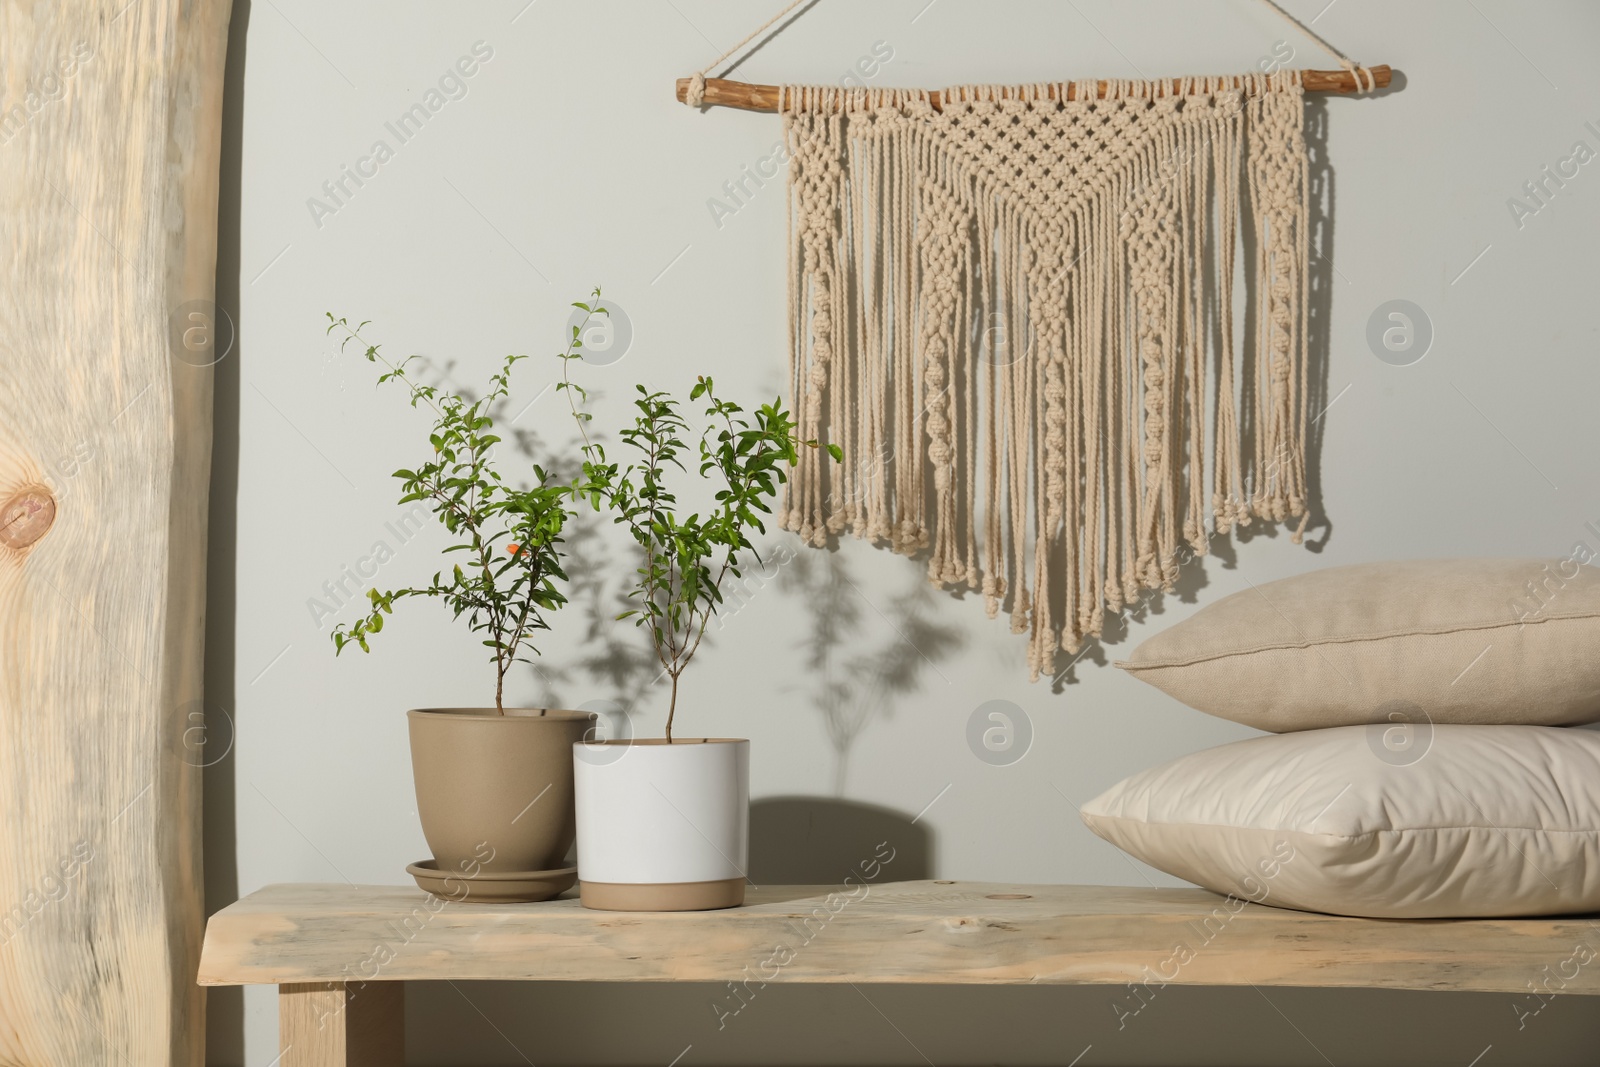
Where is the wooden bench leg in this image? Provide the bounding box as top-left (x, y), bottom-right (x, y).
top-left (279, 982), bottom-right (404, 1067)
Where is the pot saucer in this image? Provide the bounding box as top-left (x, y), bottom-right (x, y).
top-left (407, 859), bottom-right (577, 903)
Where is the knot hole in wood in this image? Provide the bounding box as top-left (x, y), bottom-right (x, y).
top-left (0, 486), bottom-right (57, 551)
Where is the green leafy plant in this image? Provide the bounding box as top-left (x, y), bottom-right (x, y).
top-left (325, 315), bottom-right (573, 713)
top-left (559, 288), bottom-right (838, 741)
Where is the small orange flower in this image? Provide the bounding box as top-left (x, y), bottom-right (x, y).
top-left (506, 543), bottom-right (521, 555)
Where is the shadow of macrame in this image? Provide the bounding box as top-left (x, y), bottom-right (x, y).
top-left (1298, 93), bottom-right (1336, 554)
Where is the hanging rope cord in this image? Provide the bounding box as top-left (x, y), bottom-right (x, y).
top-left (684, 0), bottom-right (811, 107)
top-left (681, 0), bottom-right (1377, 105)
top-left (1257, 0), bottom-right (1376, 91)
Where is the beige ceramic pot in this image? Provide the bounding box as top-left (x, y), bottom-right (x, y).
top-left (408, 708), bottom-right (595, 875)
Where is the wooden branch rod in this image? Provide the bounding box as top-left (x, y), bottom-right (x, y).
top-left (677, 66), bottom-right (1391, 111)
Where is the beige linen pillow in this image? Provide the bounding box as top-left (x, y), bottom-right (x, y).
top-left (1080, 724), bottom-right (1600, 918)
top-left (1120, 558), bottom-right (1600, 731)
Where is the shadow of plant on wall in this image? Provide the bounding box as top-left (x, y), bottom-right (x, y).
top-left (378, 354), bottom-right (645, 712)
top-left (497, 380), bottom-right (966, 774)
top-left (432, 372), bottom-right (672, 730)
top-left (778, 548), bottom-right (962, 795)
top-left (530, 498), bottom-right (667, 725)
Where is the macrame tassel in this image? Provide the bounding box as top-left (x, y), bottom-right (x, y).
top-left (782, 72), bottom-right (1312, 681)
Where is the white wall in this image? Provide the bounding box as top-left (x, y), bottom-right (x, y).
top-left (209, 1), bottom-right (1600, 1063)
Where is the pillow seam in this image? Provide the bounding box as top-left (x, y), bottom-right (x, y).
top-left (1084, 812), bottom-right (1600, 838)
top-left (1118, 612), bottom-right (1600, 672)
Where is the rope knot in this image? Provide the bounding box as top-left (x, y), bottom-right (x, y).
top-left (686, 72), bottom-right (706, 108)
top-left (1340, 60), bottom-right (1377, 93)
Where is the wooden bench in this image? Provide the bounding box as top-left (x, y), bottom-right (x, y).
top-left (198, 881), bottom-right (1600, 1066)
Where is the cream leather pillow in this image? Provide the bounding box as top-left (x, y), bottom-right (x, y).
top-left (1081, 725), bottom-right (1600, 918)
top-left (1120, 558), bottom-right (1600, 731)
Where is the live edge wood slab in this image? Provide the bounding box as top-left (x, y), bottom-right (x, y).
top-left (203, 880), bottom-right (1600, 992)
top-left (200, 881), bottom-right (1600, 1067)
top-left (1, 1), bottom-right (231, 1064)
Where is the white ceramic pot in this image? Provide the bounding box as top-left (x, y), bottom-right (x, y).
top-left (573, 738), bottom-right (749, 911)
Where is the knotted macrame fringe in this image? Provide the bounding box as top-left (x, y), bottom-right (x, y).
top-left (778, 72), bottom-right (1312, 682)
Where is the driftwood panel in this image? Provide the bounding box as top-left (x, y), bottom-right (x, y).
top-left (200, 882), bottom-right (1600, 996)
top-left (0, 0), bottom-right (231, 1063)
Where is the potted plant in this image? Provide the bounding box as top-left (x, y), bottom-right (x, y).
top-left (326, 314), bottom-right (595, 903)
top-left (559, 291), bottom-right (837, 911)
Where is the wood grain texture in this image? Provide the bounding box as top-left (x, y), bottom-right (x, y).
top-left (0, 0), bottom-right (231, 1063)
top-left (675, 66), bottom-right (1393, 111)
top-left (280, 983), bottom-right (403, 1067)
top-left (199, 881), bottom-right (1600, 995)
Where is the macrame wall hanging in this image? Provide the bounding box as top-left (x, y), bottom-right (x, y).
top-left (677, 2), bottom-right (1390, 680)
